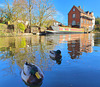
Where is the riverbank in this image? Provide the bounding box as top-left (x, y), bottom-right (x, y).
top-left (0, 23), bottom-right (98, 36)
top-left (0, 32), bottom-right (33, 37)
top-left (0, 23), bottom-right (47, 36)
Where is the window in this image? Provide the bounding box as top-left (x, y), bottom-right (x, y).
top-left (72, 20), bottom-right (76, 25)
top-left (87, 21), bottom-right (89, 24)
top-left (90, 21), bottom-right (91, 24)
top-left (73, 8), bottom-right (75, 11)
top-left (84, 20), bottom-right (86, 24)
top-left (72, 14), bottom-right (76, 18)
top-left (81, 19), bottom-right (83, 23)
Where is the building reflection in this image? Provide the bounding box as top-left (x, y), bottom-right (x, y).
top-left (68, 40), bottom-right (82, 59)
top-left (59, 34), bottom-right (94, 59)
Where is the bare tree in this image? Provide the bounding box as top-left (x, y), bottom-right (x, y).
top-left (0, 0), bottom-right (56, 30)
top-left (12, 0), bottom-right (28, 23)
top-left (31, 0), bottom-right (56, 28)
top-left (4, 0), bottom-right (13, 23)
top-left (0, 8), bottom-right (5, 21)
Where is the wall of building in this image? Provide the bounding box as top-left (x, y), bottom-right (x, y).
top-left (68, 6), bottom-right (95, 30)
top-left (81, 17), bottom-right (92, 28)
top-left (68, 6), bottom-right (80, 27)
top-left (80, 13), bottom-right (93, 30)
top-left (92, 16), bottom-right (95, 29)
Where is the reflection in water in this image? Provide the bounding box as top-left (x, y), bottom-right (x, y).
top-left (24, 81), bottom-right (42, 87)
top-left (50, 57), bottom-right (62, 65)
top-left (0, 34), bottom-right (95, 68)
top-left (94, 33), bottom-right (100, 46)
top-left (0, 36), bottom-right (55, 71)
top-left (50, 55), bottom-right (62, 65)
top-left (59, 34), bottom-right (94, 59)
top-left (0, 33), bottom-right (95, 87)
top-left (68, 40), bottom-right (82, 59)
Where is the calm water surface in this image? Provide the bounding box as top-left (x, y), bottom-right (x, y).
top-left (0, 33), bottom-right (100, 87)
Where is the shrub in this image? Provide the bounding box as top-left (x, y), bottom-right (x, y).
top-left (94, 25), bottom-right (100, 32)
top-left (17, 23), bottom-right (25, 33)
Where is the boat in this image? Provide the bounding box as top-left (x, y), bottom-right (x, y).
top-left (46, 26), bottom-right (89, 34)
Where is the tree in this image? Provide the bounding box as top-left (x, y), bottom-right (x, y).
top-left (4, 0), bottom-right (13, 23)
top-left (0, 0), bottom-right (56, 31)
top-left (0, 0), bottom-right (14, 23)
top-left (12, 0), bottom-right (28, 24)
top-left (31, 0), bottom-right (56, 28)
top-left (95, 17), bottom-right (100, 24)
top-left (17, 23), bottom-right (25, 33)
top-left (0, 8), bottom-right (5, 22)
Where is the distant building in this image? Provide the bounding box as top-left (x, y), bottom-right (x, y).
top-left (53, 20), bottom-right (63, 26)
top-left (50, 19), bottom-right (63, 26)
top-left (47, 20), bottom-right (64, 30)
top-left (18, 20), bottom-right (29, 26)
top-left (68, 5), bottom-right (95, 31)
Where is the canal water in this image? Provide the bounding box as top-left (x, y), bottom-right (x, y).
top-left (0, 33), bottom-right (100, 87)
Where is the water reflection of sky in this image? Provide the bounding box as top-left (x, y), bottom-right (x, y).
top-left (0, 33), bottom-right (100, 87)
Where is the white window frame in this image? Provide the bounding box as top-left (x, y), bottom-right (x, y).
top-left (90, 21), bottom-right (91, 24)
top-left (84, 20), bottom-right (86, 24)
top-left (73, 8), bottom-right (75, 11)
top-left (87, 20), bottom-right (89, 24)
top-left (72, 14), bottom-right (76, 18)
top-left (72, 20), bottom-right (76, 25)
top-left (81, 19), bottom-right (83, 23)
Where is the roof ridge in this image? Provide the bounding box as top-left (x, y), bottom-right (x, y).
top-left (74, 6), bottom-right (85, 13)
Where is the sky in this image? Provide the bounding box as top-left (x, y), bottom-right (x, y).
top-left (0, 0), bottom-right (99, 25)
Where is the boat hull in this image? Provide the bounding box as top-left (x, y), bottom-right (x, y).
top-left (46, 26), bottom-right (87, 34)
top-left (46, 30), bottom-right (85, 34)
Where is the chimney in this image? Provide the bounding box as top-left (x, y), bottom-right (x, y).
top-left (78, 6), bottom-right (81, 9)
top-left (86, 11), bottom-right (89, 15)
top-left (90, 12), bottom-right (93, 16)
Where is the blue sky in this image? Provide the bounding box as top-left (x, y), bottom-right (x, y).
top-left (0, 0), bottom-right (99, 25)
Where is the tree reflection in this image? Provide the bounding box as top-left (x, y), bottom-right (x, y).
top-left (94, 33), bottom-right (100, 46)
top-left (0, 36), bottom-right (57, 75)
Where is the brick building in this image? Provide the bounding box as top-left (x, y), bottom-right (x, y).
top-left (68, 6), bottom-right (95, 31)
